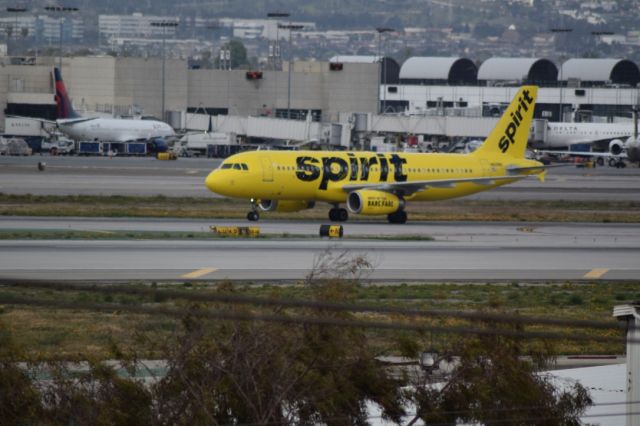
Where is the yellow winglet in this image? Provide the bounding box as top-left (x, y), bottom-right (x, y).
top-left (537, 171), bottom-right (546, 183)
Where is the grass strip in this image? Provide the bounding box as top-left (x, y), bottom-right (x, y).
top-left (1, 193), bottom-right (639, 222)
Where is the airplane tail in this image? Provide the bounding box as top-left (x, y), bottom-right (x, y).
top-left (472, 86), bottom-right (537, 159)
top-left (53, 67), bottom-right (81, 119)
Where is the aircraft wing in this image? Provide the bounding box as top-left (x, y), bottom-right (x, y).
top-left (341, 175), bottom-right (527, 197)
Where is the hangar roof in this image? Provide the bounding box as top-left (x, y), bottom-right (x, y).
top-left (399, 57), bottom-right (477, 84)
top-left (560, 59), bottom-right (640, 86)
top-left (478, 57), bottom-right (558, 84)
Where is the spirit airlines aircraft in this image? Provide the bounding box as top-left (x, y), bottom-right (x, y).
top-left (205, 86), bottom-right (545, 223)
top-left (53, 68), bottom-right (175, 142)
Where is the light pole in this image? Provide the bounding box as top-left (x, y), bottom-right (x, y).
top-left (44, 5), bottom-right (78, 70)
top-left (551, 27), bottom-right (572, 122)
top-left (6, 7), bottom-right (28, 55)
top-left (151, 21), bottom-right (178, 122)
top-left (279, 23), bottom-right (303, 119)
top-left (267, 12), bottom-right (289, 117)
top-left (376, 27), bottom-right (394, 114)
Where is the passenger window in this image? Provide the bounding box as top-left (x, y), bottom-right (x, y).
top-left (221, 164), bottom-right (232, 169)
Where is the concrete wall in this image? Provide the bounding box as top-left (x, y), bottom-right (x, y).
top-left (187, 61), bottom-right (379, 122)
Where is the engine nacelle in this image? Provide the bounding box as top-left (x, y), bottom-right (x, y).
top-left (258, 200), bottom-right (315, 213)
top-left (626, 137), bottom-right (640, 162)
top-left (609, 139), bottom-right (625, 156)
top-left (347, 190), bottom-right (403, 215)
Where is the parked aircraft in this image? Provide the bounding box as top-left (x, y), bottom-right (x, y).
top-left (53, 68), bottom-right (175, 143)
top-left (205, 86), bottom-right (547, 223)
top-left (532, 121), bottom-right (640, 164)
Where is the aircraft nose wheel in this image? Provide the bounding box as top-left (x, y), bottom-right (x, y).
top-left (387, 210), bottom-right (407, 224)
top-left (329, 207), bottom-right (348, 222)
top-left (247, 211), bottom-right (260, 221)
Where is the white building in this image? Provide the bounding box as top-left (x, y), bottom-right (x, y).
top-left (99, 13), bottom-right (178, 40)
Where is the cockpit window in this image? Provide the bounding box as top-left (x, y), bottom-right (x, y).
top-left (233, 163), bottom-right (242, 170)
top-left (241, 163), bottom-right (249, 170)
top-left (220, 163), bottom-right (232, 169)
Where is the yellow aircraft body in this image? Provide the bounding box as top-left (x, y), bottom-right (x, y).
top-left (205, 86), bottom-right (545, 223)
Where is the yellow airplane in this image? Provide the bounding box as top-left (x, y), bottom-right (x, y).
top-left (205, 86), bottom-right (546, 223)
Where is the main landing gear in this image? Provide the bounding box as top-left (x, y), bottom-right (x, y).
top-left (247, 199), bottom-right (260, 221)
top-left (387, 209), bottom-right (407, 224)
top-left (329, 206), bottom-right (349, 222)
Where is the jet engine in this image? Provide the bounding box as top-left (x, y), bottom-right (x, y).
top-left (626, 137), bottom-right (640, 162)
top-left (347, 190), bottom-right (403, 215)
top-left (258, 200), bottom-right (315, 212)
top-left (609, 139), bottom-right (625, 156)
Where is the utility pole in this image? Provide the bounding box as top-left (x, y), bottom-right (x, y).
top-left (44, 5), bottom-right (79, 70)
top-left (376, 27), bottom-right (394, 114)
top-left (550, 28), bottom-right (572, 122)
top-left (278, 22), bottom-right (303, 119)
top-left (613, 304), bottom-right (640, 426)
top-left (267, 12), bottom-right (289, 117)
top-left (151, 21), bottom-right (178, 122)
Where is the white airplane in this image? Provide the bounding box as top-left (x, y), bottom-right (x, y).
top-left (531, 121), bottom-right (640, 165)
top-left (53, 67), bottom-right (175, 143)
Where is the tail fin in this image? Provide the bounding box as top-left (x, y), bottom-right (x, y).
top-left (472, 86), bottom-right (537, 159)
top-left (53, 67), bottom-right (80, 119)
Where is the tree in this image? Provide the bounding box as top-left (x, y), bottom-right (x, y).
top-left (215, 39), bottom-right (249, 69)
top-left (408, 324), bottom-right (592, 426)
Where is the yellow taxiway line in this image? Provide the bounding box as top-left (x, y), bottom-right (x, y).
top-left (180, 268), bottom-right (218, 279)
top-left (583, 268), bottom-right (609, 279)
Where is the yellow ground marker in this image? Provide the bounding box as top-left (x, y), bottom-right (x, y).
top-left (583, 268), bottom-right (609, 279)
top-left (180, 268), bottom-right (218, 279)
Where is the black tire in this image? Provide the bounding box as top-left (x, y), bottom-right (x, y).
top-left (337, 208), bottom-right (349, 222)
top-left (328, 209), bottom-right (338, 221)
top-left (388, 210), bottom-right (407, 224)
top-left (247, 211), bottom-right (259, 221)
top-left (596, 157), bottom-right (604, 167)
top-left (609, 158), bottom-right (617, 167)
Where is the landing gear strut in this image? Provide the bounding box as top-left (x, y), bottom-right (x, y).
top-left (387, 210), bottom-right (407, 224)
top-left (329, 206), bottom-right (349, 222)
top-left (247, 199), bottom-right (260, 221)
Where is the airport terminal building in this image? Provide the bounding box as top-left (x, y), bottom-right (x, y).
top-left (2, 54), bottom-right (639, 146)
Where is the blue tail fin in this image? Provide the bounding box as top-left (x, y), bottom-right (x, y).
top-left (54, 67), bottom-right (80, 119)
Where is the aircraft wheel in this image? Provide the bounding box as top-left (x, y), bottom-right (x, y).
top-left (596, 157), bottom-right (604, 167)
top-left (337, 208), bottom-right (349, 222)
top-left (608, 158), bottom-right (617, 167)
top-left (247, 211), bottom-right (259, 221)
top-left (388, 210), bottom-right (407, 224)
top-left (329, 208), bottom-right (349, 222)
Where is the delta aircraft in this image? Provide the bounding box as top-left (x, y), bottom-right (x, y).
top-left (53, 68), bottom-right (175, 143)
top-left (205, 86), bottom-right (547, 224)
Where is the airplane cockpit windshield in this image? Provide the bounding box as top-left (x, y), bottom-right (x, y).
top-left (220, 163), bottom-right (249, 170)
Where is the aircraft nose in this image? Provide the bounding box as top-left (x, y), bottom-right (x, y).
top-left (205, 170), bottom-right (221, 193)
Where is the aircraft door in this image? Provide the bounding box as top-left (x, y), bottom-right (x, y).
top-left (480, 159), bottom-right (492, 176)
top-left (259, 155), bottom-right (274, 182)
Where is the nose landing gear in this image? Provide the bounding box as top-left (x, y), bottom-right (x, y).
top-left (247, 199), bottom-right (260, 221)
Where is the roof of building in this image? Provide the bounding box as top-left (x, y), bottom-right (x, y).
top-left (399, 57), bottom-right (477, 83)
top-left (560, 58), bottom-right (640, 85)
top-left (478, 57), bottom-right (558, 83)
top-left (329, 55), bottom-right (381, 63)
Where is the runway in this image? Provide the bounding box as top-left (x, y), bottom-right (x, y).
top-left (1, 219), bottom-right (638, 282)
top-left (2, 155), bottom-right (639, 201)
